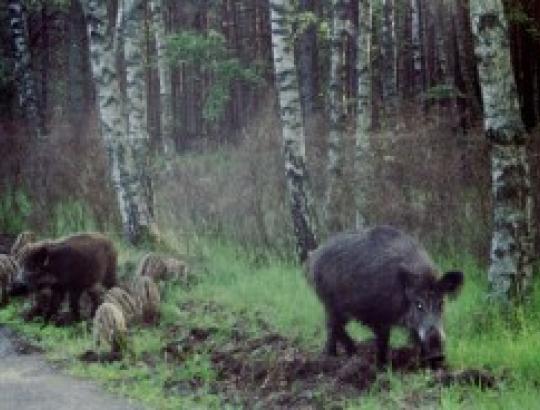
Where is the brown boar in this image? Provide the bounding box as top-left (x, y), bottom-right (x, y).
top-left (18, 232), bottom-right (117, 323)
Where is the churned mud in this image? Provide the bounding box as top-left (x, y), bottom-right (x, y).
top-left (161, 301), bottom-right (499, 408)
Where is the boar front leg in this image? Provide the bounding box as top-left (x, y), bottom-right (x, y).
top-left (325, 312), bottom-right (356, 356)
top-left (374, 326), bottom-right (390, 368)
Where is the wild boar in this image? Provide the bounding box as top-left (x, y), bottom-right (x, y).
top-left (10, 231), bottom-right (36, 262)
top-left (93, 302), bottom-right (127, 355)
top-left (0, 254), bottom-right (19, 306)
top-left (307, 225), bottom-right (463, 367)
top-left (103, 286), bottom-right (142, 323)
top-left (130, 275), bottom-right (160, 325)
top-left (17, 232), bottom-right (117, 323)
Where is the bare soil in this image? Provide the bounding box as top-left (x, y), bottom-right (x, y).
top-left (161, 301), bottom-right (499, 409)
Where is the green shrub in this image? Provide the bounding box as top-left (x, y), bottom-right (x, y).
top-left (0, 188), bottom-right (32, 234)
top-left (49, 199), bottom-right (98, 237)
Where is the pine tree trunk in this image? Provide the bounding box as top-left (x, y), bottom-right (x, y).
top-left (269, 0), bottom-right (318, 263)
top-left (326, 0), bottom-right (353, 233)
top-left (68, 0), bottom-right (90, 129)
top-left (84, 0), bottom-right (158, 244)
top-left (410, 0), bottom-right (425, 97)
top-left (355, 0), bottom-right (372, 229)
top-left (149, 0), bottom-right (174, 154)
top-left (470, 0), bottom-right (534, 301)
top-left (296, 0), bottom-right (318, 131)
top-left (381, 0), bottom-right (397, 120)
top-left (8, 0), bottom-right (44, 138)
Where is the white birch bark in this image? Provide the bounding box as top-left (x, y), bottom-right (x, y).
top-left (84, 0), bottom-right (158, 244)
top-left (121, 0), bottom-right (159, 241)
top-left (470, 0), bottom-right (534, 301)
top-left (355, 0), bottom-right (372, 229)
top-left (149, 0), bottom-right (175, 155)
top-left (8, 0), bottom-right (43, 138)
top-left (326, 0), bottom-right (353, 232)
top-left (269, 0), bottom-right (318, 262)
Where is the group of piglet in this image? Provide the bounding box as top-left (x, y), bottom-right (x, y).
top-left (93, 253), bottom-right (189, 358)
top-left (0, 232), bottom-right (189, 360)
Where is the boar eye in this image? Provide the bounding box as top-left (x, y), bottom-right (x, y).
top-left (416, 301), bottom-right (424, 311)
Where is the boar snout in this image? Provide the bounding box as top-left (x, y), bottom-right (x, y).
top-left (421, 326), bottom-right (445, 364)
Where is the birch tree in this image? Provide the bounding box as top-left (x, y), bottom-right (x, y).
top-left (8, 0), bottom-right (43, 138)
top-left (122, 0), bottom-right (157, 236)
top-left (84, 0), bottom-right (158, 244)
top-left (470, 0), bottom-right (534, 301)
top-left (325, 0), bottom-right (353, 233)
top-left (149, 0), bottom-right (175, 154)
top-left (269, 0), bottom-right (318, 263)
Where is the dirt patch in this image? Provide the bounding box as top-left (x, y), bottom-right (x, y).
top-left (161, 301), bottom-right (499, 408)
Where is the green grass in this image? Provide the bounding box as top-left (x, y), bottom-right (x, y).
top-left (2, 234), bottom-right (540, 409)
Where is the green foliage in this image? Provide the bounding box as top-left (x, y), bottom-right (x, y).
top-left (166, 30), bottom-right (263, 123)
top-left (506, 3), bottom-right (540, 41)
top-left (49, 199), bottom-right (98, 237)
top-left (0, 188), bottom-right (32, 234)
top-left (24, 0), bottom-right (70, 12)
top-left (424, 84), bottom-right (465, 101)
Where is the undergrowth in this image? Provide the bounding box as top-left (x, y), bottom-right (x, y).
top-left (1, 231), bottom-right (540, 409)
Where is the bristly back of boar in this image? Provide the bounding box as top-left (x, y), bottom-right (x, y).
top-left (93, 302), bottom-right (127, 353)
top-left (307, 225), bottom-right (463, 367)
top-left (104, 286), bottom-right (142, 323)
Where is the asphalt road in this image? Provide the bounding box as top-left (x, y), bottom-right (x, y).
top-left (0, 326), bottom-right (145, 410)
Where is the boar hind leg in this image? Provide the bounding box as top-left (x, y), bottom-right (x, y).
top-left (44, 289), bottom-right (66, 323)
top-left (325, 312), bottom-right (356, 356)
top-left (87, 287), bottom-right (102, 318)
top-left (374, 326), bottom-right (390, 368)
top-left (68, 289), bottom-right (83, 322)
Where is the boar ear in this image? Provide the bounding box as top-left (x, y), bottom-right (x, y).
top-left (437, 271), bottom-right (463, 298)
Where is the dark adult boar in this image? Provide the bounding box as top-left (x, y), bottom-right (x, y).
top-left (307, 226), bottom-right (463, 367)
top-left (18, 233), bottom-right (117, 323)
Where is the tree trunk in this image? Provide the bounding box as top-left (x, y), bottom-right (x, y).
top-left (325, 0), bottom-right (353, 233)
top-left (355, 0), bottom-right (372, 229)
top-left (68, 0), bottom-right (91, 129)
top-left (8, 0), bottom-right (44, 138)
top-left (83, 0), bottom-right (158, 244)
top-left (269, 0), bottom-right (318, 263)
top-left (410, 0), bottom-right (424, 97)
top-left (296, 0), bottom-right (318, 134)
top-left (149, 0), bottom-right (175, 154)
top-left (381, 0), bottom-right (397, 120)
top-left (122, 0), bottom-right (159, 241)
top-left (470, 0), bottom-right (534, 301)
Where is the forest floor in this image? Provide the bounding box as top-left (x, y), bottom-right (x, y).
top-left (0, 237), bottom-right (537, 409)
top-left (0, 326), bottom-right (144, 410)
